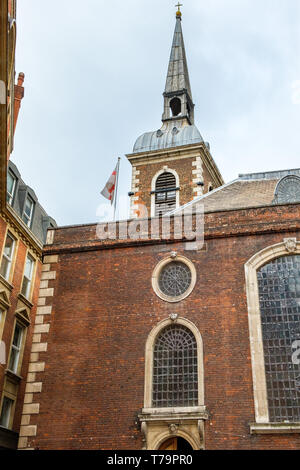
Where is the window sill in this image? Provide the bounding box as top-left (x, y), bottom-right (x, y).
top-left (5, 369), bottom-right (23, 384)
top-left (0, 275), bottom-right (14, 292)
top-left (17, 293), bottom-right (33, 309)
top-left (250, 423), bottom-right (300, 434)
top-left (0, 426), bottom-right (18, 450)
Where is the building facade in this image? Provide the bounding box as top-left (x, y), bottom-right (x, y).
top-left (0, 0), bottom-right (56, 449)
top-left (16, 10), bottom-right (300, 451)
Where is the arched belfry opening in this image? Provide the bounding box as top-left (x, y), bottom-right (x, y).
top-left (170, 97), bottom-right (182, 117)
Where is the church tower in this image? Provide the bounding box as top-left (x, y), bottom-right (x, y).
top-left (126, 7), bottom-right (224, 218)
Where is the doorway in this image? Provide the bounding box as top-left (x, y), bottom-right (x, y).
top-left (159, 437), bottom-right (193, 451)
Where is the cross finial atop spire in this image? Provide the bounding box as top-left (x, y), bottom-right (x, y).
top-left (175, 2), bottom-right (183, 18)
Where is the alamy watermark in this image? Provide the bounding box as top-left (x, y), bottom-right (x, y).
top-left (96, 201), bottom-right (204, 251)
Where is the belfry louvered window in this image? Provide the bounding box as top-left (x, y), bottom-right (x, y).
top-left (155, 172), bottom-right (177, 216)
top-left (153, 324), bottom-right (198, 408)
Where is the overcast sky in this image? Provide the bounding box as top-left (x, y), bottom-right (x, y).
top-left (12, 0), bottom-right (300, 226)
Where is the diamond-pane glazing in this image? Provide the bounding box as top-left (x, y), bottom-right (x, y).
top-left (257, 255), bottom-right (300, 422)
top-left (152, 325), bottom-right (198, 408)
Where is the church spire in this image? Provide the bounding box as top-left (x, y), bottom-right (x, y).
top-left (162, 6), bottom-right (195, 126)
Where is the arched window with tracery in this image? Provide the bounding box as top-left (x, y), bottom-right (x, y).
top-left (152, 324), bottom-right (198, 408)
top-left (155, 172), bottom-right (177, 216)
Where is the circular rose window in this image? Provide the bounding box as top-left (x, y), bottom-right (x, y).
top-left (159, 261), bottom-right (192, 297)
top-left (152, 256), bottom-right (197, 303)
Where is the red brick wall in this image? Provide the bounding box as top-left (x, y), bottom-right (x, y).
top-left (133, 156), bottom-right (213, 217)
top-left (26, 205), bottom-right (300, 449)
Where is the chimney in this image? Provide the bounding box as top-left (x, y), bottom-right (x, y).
top-left (13, 72), bottom-right (25, 135)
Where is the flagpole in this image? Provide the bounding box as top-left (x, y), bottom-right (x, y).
top-left (113, 157), bottom-right (121, 221)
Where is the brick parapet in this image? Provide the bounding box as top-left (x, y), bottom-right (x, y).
top-left (43, 204), bottom-right (300, 255)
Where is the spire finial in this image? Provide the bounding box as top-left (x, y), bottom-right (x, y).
top-left (175, 2), bottom-right (183, 18)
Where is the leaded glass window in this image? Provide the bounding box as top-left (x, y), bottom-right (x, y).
top-left (158, 262), bottom-right (192, 298)
top-left (273, 175), bottom-right (300, 205)
top-left (153, 325), bottom-right (198, 408)
top-left (257, 255), bottom-right (300, 422)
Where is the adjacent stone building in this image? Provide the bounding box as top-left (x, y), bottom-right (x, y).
top-left (16, 10), bottom-right (300, 450)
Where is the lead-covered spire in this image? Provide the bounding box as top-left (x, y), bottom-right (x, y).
top-left (162, 9), bottom-right (194, 126)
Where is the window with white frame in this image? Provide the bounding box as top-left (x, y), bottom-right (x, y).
top-left (22, 196), bottom-right (34, 228)
top-left (8, 322), bottom-right (24, 374)
top-left (6, 171), bottom-right (16, 205)
top-left (21, 254), bottom-right (35, 299)
top-left (0, 396), bottom-right (14, 429)
top-left (0, 232), bottom-right (16, 281)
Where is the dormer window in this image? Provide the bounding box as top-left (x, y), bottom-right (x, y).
top-left (22, 196), bottom-right (34, 228)
top-left (7, 171), bottom-right (16, 205)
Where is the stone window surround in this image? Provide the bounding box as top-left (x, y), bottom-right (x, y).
top-left (0, 228), bottom-right (18, 285)
top-left (0, 290), bottom-right (10, 341)
top-left (20, 249), bottom-right (37, 304)
top-left (150, 167), bottom-right (180, 218)
top-left (0, 393), bottom-right (16, 430)
top-left (152, 254), bottom-right (197, 303)
top-left (245, 238), bottom-right (300, 434)
top-left (139, 317), bottom-right (207, 450)
top-left (6, 317), bottom-right (28, 377)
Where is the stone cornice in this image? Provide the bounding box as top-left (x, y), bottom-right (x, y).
top-left (126, 142), bottom-right (204, 163)
top-left (126, 142), bottom-right (224, 188)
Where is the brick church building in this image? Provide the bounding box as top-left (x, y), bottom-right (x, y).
top-left (15, 9), bottom-right (300, 450)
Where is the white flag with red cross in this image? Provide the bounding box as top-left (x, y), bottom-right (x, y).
top-left (101, 161), bottom-right (119, 205)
